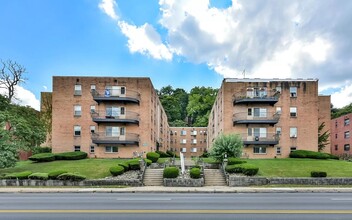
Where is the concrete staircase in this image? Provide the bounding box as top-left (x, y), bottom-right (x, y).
top-left (143, 168), bottom-right (164, 186)
top-left (204, 169), bottom-right (227, 186)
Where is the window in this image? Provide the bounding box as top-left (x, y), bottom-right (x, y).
top-left (290, 127), bottom-right (297, 138)
top-left (106, 127), bottom-right (125, 137)
top-left (335, 121), bottom-right (338, 128)
top-left (180, 139), bottom-right (187, 144)
top-left (181, 148), bottom-right (187, 152)
top-left (253, 147), bottom-right (266, 154)
top-left (335, 134), bottom-right (338, 139)
top-left (276, 147), bottom-right (281, 155)
top-left (90, 105), bottom-right (96, 114)
top-left (90, 146), bottom-right (95, 153)
top-left (290, 147), bottom-right (297, 152)
top-left (345, 118), bottom-right (350, 126)
top-left (251, 127), bottom-right (267, 138)
top-left (335, 145), bottom-right (338, 151)
top-left (105, 86), bottom-right (125, 97)
top-left (74, 146), bottom-right (81, 152)
top-left (290, 107), bottom-right (297, 117)
top-left (248, 108), bottom-right (252, 116)
top-left (344, 144), bottom-right (350, 151)
top-left (181, 130), bottom-right (187, 136)
top-left (74, 126), bottom-right (81, 136)
top-left (290, 87), bottom-right (297, 97)
top-left (344, 131), bottom-right (350, 139)
top-left (276, 107), bottom-right (282, 114)
top-left (90, 126), bottom-right (95, 133)
top-left (276, 127), bottom-right (282, 135)
top-left (90, 84), bottom-right (96, 91)
top-left (191, 148), bottom-right (197, 153)
top-left (191, 139), bottom-right (197, 144)
top-left (275, 86), bottom-right (282, 93)
top-left (105, 146), bottom-right (118, 153)
top-left (106, 107), bottom-right (125, 117)
top-left (74, 85), bottom-right (82, 96)
top-left (253, 108), bottom-right (267, 117)
top-left (74, 105), bottom-right (81, 116)
top-left (191, 130), bottom-right (197, 136)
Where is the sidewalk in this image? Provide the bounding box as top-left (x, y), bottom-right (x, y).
top-left (1, 186), bottom-right (352, 193)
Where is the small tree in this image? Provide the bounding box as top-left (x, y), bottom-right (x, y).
top-left (0, 122), bottom-right (19, 168)
top-left (318, 122), bottom-right (330, 152)
top-left (210, 133), bottom-right (243, 161)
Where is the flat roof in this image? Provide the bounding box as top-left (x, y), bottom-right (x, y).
top-left (224, 78), bottom-right (318, 83)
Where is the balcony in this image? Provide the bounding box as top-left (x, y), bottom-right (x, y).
top-left (91, 89), bottom-right (140, 104)
top-left (91, 132), bottom-right (139, 145)
top-left (241, 133), bottom-right (279, 146)
top-left (233, 112), bottom-right (280, 125)
top-left (91, 111), bottom-right (139, 125)
top-left (233, 90), bottom-right (279, 105)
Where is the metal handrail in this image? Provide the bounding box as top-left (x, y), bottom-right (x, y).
top-left (91, 110), bottom-right (140, 120)
top-left (233, 112), bottom-right (280, 121)
top-left (233, 90), bottom-right (280, 101)
top-left (91, 89), bottom-right (140, 100)
top-left (91, 132), bottom-right (139, 141)
top-left (241, 133), bottom-right (280, 141)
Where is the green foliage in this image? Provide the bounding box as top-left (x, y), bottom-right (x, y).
top-left (109, 166), bottom-right (125, 176)
top-left (29, 153), bottom-right (56, 162)
top-left (146, 152), bottom-right (160, 162)
top-left (118, 162), bottom-right (130, 171)
top-left (127, 159), bottom-right (140, 170)
top-left (163, 167), bottom-right (179, 178)
top-left (200, 151), bottom-right (210, 158)
top-left (210, 133), bottom-right (243, 161)
top-left (48, 170), bottom-right (68, 180)
top-left (225, 164), bottom-right (259, 176)
top-left (28, 172), bottom-right (49, 180)
top-left (318, 122), bottom-right (330, 152)
top-left (331, 103), bottom-right (352, 119)
top-left (55, 151), bottom-right (88, 160)
top-left (57, 173), bottom-right (86, 181)
top-left (225, 164), bottom-right (243, 173)
top-left (311, 171), bottom-right (327, 177)
top-left (32, 147), bottom-right (52, 155)
top-left (227, 157), bottom-right (247, 165)
top-left (166, 150), bottom-right (176, 157)
top-left (190, 167), bottom-right (201, 179)
top-left (155, 150), bottom-right (170, 158)
top-left (0, 125), bottom-right (19, 168)
top-left (144, 158), bottom-right (152, 166)
top-left (289, 150), bottom-right (338, 160)
top-left (5, 171), bottom-right (32, 179)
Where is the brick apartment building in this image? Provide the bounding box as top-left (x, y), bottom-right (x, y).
top-left (331, 113), bottom-right (351, 156)
top-left (207, 78), bottom-right (331, 158)
top-left (51, 76), bottom-right (169, 158)
top-left (169, 127), bottom-right (208, 157)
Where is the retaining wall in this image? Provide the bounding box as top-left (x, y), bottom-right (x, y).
top-left (164, 178), bottom-right (204, 187)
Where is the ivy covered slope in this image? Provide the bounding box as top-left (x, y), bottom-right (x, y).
top-left (0, 94), bottom-right (46, 168)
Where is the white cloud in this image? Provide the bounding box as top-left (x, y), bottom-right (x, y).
top-left (99, 0), bottom-right (118, 20)
top-left (0, 86), bottom-right (40, 111)
top-left (118, 21), bottom-right (173, 60)
top-left (331, 83), bottom-right (352, 108)
top-left (43, 86), bottom-right (48, 91)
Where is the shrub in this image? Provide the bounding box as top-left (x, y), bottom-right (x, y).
top-left (127, 159), bottom-right (140, 170)
top-left (227, 157), bottom-right (247, 165)
top-left (5, 171), bottom-right (33, 180)
top-left (166, 150), bottom-right (176, 157)
top-left (118, 162), bottom-right (130, 171)
top-left (311, 171), bottom-right (327, 178)
top-left (109, 166), bottom-right (125, 176)
top-left (32, 147), bottom-right (52, 155)
top-left (57, 173), bottom-right (86, 181)
top-left (289, 150), bottom-right (338, 160)
top-left (163, 167), bottom-right (179, 178)
top-left (146, 152), bottom-right (160, 163)
top-left (225, 164), bottom-right (243, 173)
top-left (190, 167), bottom-right (201, 179)
top-left (55, 151), bottom-right (87, 160)
top-left (241, 164), bottom-right (259, 176)
top-left (144, 158), bottom-right (152, 166)
top-left (155, 151), bottom-right (170, 158)
top-left (28, 173), bottom-right (49, 180)
top-left (210, 133), bottom-right (243, 161)
top-left (200, 151), bottom-right (210, 158)
top-left (48, 170), bottom-right (68, 180)
top-left (29, 153), bottom-right (56, 162)
top-left (192, 165), bottom-right (201, 169)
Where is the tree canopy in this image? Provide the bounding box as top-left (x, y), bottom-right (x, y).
top-left (331, 103), bottom-right (352, 119)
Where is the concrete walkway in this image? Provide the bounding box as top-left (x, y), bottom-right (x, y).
top-left (1, 186), bottom-right (352, 193)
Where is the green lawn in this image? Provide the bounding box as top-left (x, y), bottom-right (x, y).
top-left (243, 158), bottom-right (352, 177)
top-left (0, 159), bottom-right (126, 179)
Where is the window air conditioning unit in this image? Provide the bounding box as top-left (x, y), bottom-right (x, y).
top-left (255, 136), bottom-right (259, 141)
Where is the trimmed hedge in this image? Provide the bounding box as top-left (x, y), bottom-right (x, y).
top-left (146, 152), bottom-right (160, 163)
top-left (5, 171), bottom-right (33, 180)
top-left (127, 159), bottom-right (140, 170)
top-left (227, 157), bottom-right (247, 165)
top-left (118, 162), bottom-right (130, 171)
top-left (190, 167), bottom-right (201, 179)
top-left (28, 173), bottom-right (49, 180)
top-left (144, 158), bottom-right (152, 166)
top-left (289, 150), bottom-right (339, 160)
top-left (163, 167), bottom-right (179, 178)
top-left (225, 164), bottom-right (259, 176)
top-left (155, 151), bottom-right (170, 158)
top-left (57, 173), bottom-right (86, 181)
top-left (29, 153), bottom-right (56, 162)
top-left (32, 147), bottom-right (52, 155)
top-left (225, 164), bottom-right (243, 173)
top-left (48, 170), bottom-right (68, 180)
top-left (55, 151), bottom-right (87, 160)
top-left (166, 150), bottom-right (176, 157)
top-left (110, 166), bottom-right (125, 176)
top-left (311, 171), bottom-right (327, 178)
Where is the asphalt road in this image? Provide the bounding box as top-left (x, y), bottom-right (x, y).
top-left (0, 193), bottom-right (352, 220)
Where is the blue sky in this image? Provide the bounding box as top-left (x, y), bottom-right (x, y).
top-left (1, 0), bottom-right (352, 110)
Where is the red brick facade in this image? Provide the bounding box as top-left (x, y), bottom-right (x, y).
top-left (331, 113), bottom-right (352, 156)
